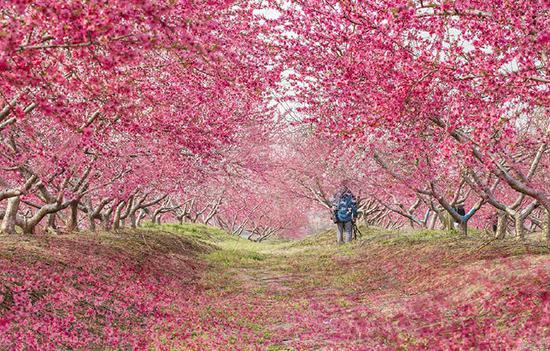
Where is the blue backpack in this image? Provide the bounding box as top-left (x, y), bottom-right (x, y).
top-left (334, 191), bottom-right (358, 223)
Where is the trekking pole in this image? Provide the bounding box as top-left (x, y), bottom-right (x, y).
top-left (353, 221), bottom-right (363, 239)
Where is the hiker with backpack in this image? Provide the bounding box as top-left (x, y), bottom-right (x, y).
top-left (331, 184), bottom-right (358, 244)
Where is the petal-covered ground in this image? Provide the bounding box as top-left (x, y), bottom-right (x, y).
top-left (1, 224), bottom-right (549, 350)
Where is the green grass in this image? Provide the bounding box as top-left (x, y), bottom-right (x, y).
top-left (142, 222), bottom-right (230, 241)
top-left (138, 222), bottom-right (549, 297)
top-left (205, 249), bottom-right (266, 267)
top-left (380, 229), bottom-right (455, 244)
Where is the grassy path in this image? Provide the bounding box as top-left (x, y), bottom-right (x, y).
top-left (1, 224), bottom-right (547, 350)
top-left (163, 224), bottom-right (549, 350)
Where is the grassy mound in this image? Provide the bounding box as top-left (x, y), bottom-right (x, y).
top-left (0, 225), bottom-right (218, 351)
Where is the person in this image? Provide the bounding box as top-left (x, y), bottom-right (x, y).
top-left (452, 205), bottom-right (466, 229)
top-left (331, 184), bottom-right (358, 244)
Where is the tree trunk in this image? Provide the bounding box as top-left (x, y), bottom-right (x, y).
top-left (47, 213), bottom-right (57, 233)
top-left (88, 213), bottom-right (96, 231)
top-left (130, 210), bottom-right (137, 228)
top-left (459, 220), bottom-right (468, 237)
top-left (514, 213), bottom-right (525, 240)
top-left (495, 213), bottom-right (507, 239)
top-left (441, 213), bottom-right (452, 230)
top-left (113, 201), bottom-right (126, 230)
top-left (22, 220), bottom-right (35, 235)
top-left (67, 200), bottom-right (79, 232)
top-left (136, 210), bottom-right (146, 227)
top-left (101, 214), bottom-right (112, 231)
top-left (152, 208), bottom-right (163, 224)
top-left (24, 203), bottom-right (62, 235)
top-left (1, 196), bottom-right (21, 234)
top-left (428, 212), bottom-right (437, 230)
top-left (543, 209), bottom-right (550, 248)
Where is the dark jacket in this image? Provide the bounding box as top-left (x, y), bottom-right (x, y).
top-left (331, 187), bottom-right (358, 223)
